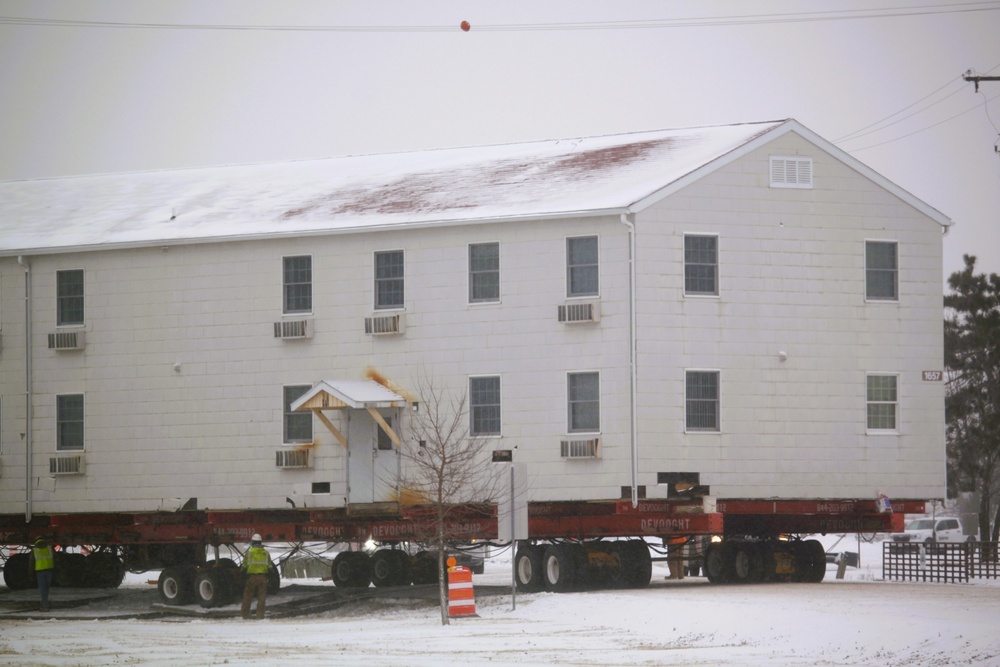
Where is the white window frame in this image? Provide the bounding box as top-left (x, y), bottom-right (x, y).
top-left (683, 233), bottom-right (720, 297)
top-left (865, 240), bottom-right (899, 302)
top-left (469, 375), bottom-right (502, 437)
top-left (866, 373), bottom-right (899, 433)
top-left (283, 385), bottom-right (313, 444)
top-left (770, 156), bottom-right (813, 189)
top-left (468, 242), bottom-right (501, 304)
top-left (56, 393), bottom-right (85, 451)
top-left (685, 370), bottom-right (720, 433)
top-left (567, 371), bottom-right (601, 434)
top-left (374, 249), bottom-right (405, 311)
top-left (566, 236), bottom-right (600, 299)
top-left (282, 255), bottom-right (313, 315)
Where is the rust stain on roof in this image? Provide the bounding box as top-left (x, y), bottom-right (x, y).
top-left (282, 136), bottom-right (680, 220)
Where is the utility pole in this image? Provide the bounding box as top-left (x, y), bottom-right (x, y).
top-left (963, 70), bottom-right (1000, 155)
top-left (963, 70), bottom-right (1000, 92)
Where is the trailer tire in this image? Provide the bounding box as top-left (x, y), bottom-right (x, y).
top-left (542, 544), bottom-right (578, 592)
top-left (86, 552), bottom-right (126, 588)
top-left (266, 566), bottom-right (281, 594)
top-left (195, 568), bottom-right (231, 608)
top-left (732, 543), bottom-right (765, 583)
top-left (796, 539), bottom-right (827, 583)
top-left (371, 549), bottom-right (404, 587)
top-left (704, 542), bottom-right (734, 584)
top-left (331, 551), bottom-right (371, 588)
top-left (411, 551), bottom-right (439, 585)
top-left (2, 553), bottom-right (34, 590)
top-left (514, 545), bottom-right (545, 592)
top-left (619, 540), bottom-right (652, 589)
top-left (158, 565), bottom-right (196, 605)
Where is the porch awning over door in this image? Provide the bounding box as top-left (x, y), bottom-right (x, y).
top-left (290, 379), bottom-right (407, 447)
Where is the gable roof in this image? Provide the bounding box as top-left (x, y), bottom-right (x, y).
top-left (0, 119), bottom-right (949, 256)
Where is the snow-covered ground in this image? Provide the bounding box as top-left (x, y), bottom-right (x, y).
top-left (3, 534), bottom-right (999, 667)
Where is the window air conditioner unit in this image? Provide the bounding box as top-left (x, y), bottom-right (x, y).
top-left (365, 314), bottom-right (404, 336)
top-left (274, 320), bottom-right (313, 339)
top-left (48, 330), bottom-right (85, 350)
top-left (558, 302), bottom-right (600, 324)
top-left (276, 449), bottom-right (311, 469)
top-left (560, 438), bottom-right (600, 459)
top-left (50, 454), bottom-right (85, 476)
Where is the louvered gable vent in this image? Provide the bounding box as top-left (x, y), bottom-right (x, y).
top-left (770, 156), bottom-right (813, 189)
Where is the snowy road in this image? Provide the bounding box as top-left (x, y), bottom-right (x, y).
top-left (3, 556), bottom-right (999, 667)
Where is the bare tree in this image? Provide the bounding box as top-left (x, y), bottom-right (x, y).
top-left (398, 376), bottom-right (503, 625)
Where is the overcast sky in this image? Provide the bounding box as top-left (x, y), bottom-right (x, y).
top-left (1, 0), bottom-right (998, 283)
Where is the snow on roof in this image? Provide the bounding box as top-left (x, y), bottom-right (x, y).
top-left (0, 120), bottom-right (786, 255)
top-left (291, 380), bottom-right (407, 411)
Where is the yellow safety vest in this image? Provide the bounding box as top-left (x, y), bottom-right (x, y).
top-left (244, 546), bottom-right (271, 575)
top-left (32, 545), bottom-right (55, 571)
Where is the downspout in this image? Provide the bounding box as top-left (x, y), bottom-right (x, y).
top-left (17, 256), bottom-right (33, 523)
top-left (619, 213), bottom-right (639, 507)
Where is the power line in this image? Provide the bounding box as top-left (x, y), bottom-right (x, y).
top-left (834, 75), bottom-right (967, 143)
top-left (1, 2), bottom-right (999, 32)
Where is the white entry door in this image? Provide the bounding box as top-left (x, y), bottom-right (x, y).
top-left (347, 410), bottom-right (399, 504)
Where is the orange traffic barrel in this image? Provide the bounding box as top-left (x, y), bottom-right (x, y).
top-left (447, 560), bottom-right (476, 617)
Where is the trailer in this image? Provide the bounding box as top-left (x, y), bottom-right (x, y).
top-left (0, 120), bottom-right (949, 607)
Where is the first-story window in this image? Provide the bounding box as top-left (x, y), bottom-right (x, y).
top-left (56, 394), bottom-right (84, 451)
top-left (283, 255), bottom-right (312, 314)
top-left (866, 374), bottom-right (898, 431)
top-left (57, 269), bottom-right (84, 326)
top-left (568, 371), bottom-right (600, 433)
top-left (470, 376), bottom-right (501, 436)
top-left (283, 385), bottom-right (313, 443)
top-left (375, 250), bottom-right (404, 309)
top-left (686, 371), bottom-right (720, 432)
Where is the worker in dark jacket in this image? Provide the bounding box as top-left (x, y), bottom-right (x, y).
top-left (29, 537), bottom-right (56, 611)
top-left (241, 534), bottom-right (274, 620)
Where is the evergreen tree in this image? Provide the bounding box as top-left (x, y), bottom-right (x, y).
top-left (944, 255), bottom-right (1000, 543)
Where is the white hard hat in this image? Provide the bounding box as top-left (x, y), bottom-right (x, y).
top-left (251, 534), bottom-right (262, 543)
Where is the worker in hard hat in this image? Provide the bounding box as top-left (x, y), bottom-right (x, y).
top-left (29, 537), bottom-right (56, 611)
top-left (240, 534), bottom-right (275, 620)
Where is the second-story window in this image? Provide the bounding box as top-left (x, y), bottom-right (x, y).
top-left (469, 242), bottom-right (500, 303)
top-left (567, 236), bottom-right (599, 298)
top-left (684, 234), bottom-right (719, 296)
top-left (866, 241), bottom-right (898, 301)
top-left (283, 256), bottom-right (312, 314)
top-left (375, 250), bottom-right (404, 310)
top-left (57, 269), bottom-right (84, 326)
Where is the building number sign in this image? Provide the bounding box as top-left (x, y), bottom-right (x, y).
top-left (922, 371), bottom-right (943, 381)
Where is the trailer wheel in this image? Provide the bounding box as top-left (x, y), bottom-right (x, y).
top-left (795, 539), bottom-right (827, 583)
top-left (371, 549), bottom-right (403, 587)
top-left (390, 549), bottom-right (412, 585)
top-left (732, 543), bottom-right (764, 583)
top-left (619, 540), bottom-right (652, 589)
top-left (411, 551), bottom-right (439, 585)
top-left (514, 545), bottom-right (545, 592)
top-left (54, 552), bottom-right (87, 588)
top-left (86, 552), bottom-right (126, 588)
top-left (2, 553), bottom-right (33, 590)
top-left (332, 551), bottom-right (371, 588)
top-left (542, 544), bottom-right (587, 593)
top-left (703, 542), bottom-right (734, 584)
top-left (158, 565), bottom-right (196, 605)
top-left (195, 568), bottom-right (231, 608)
